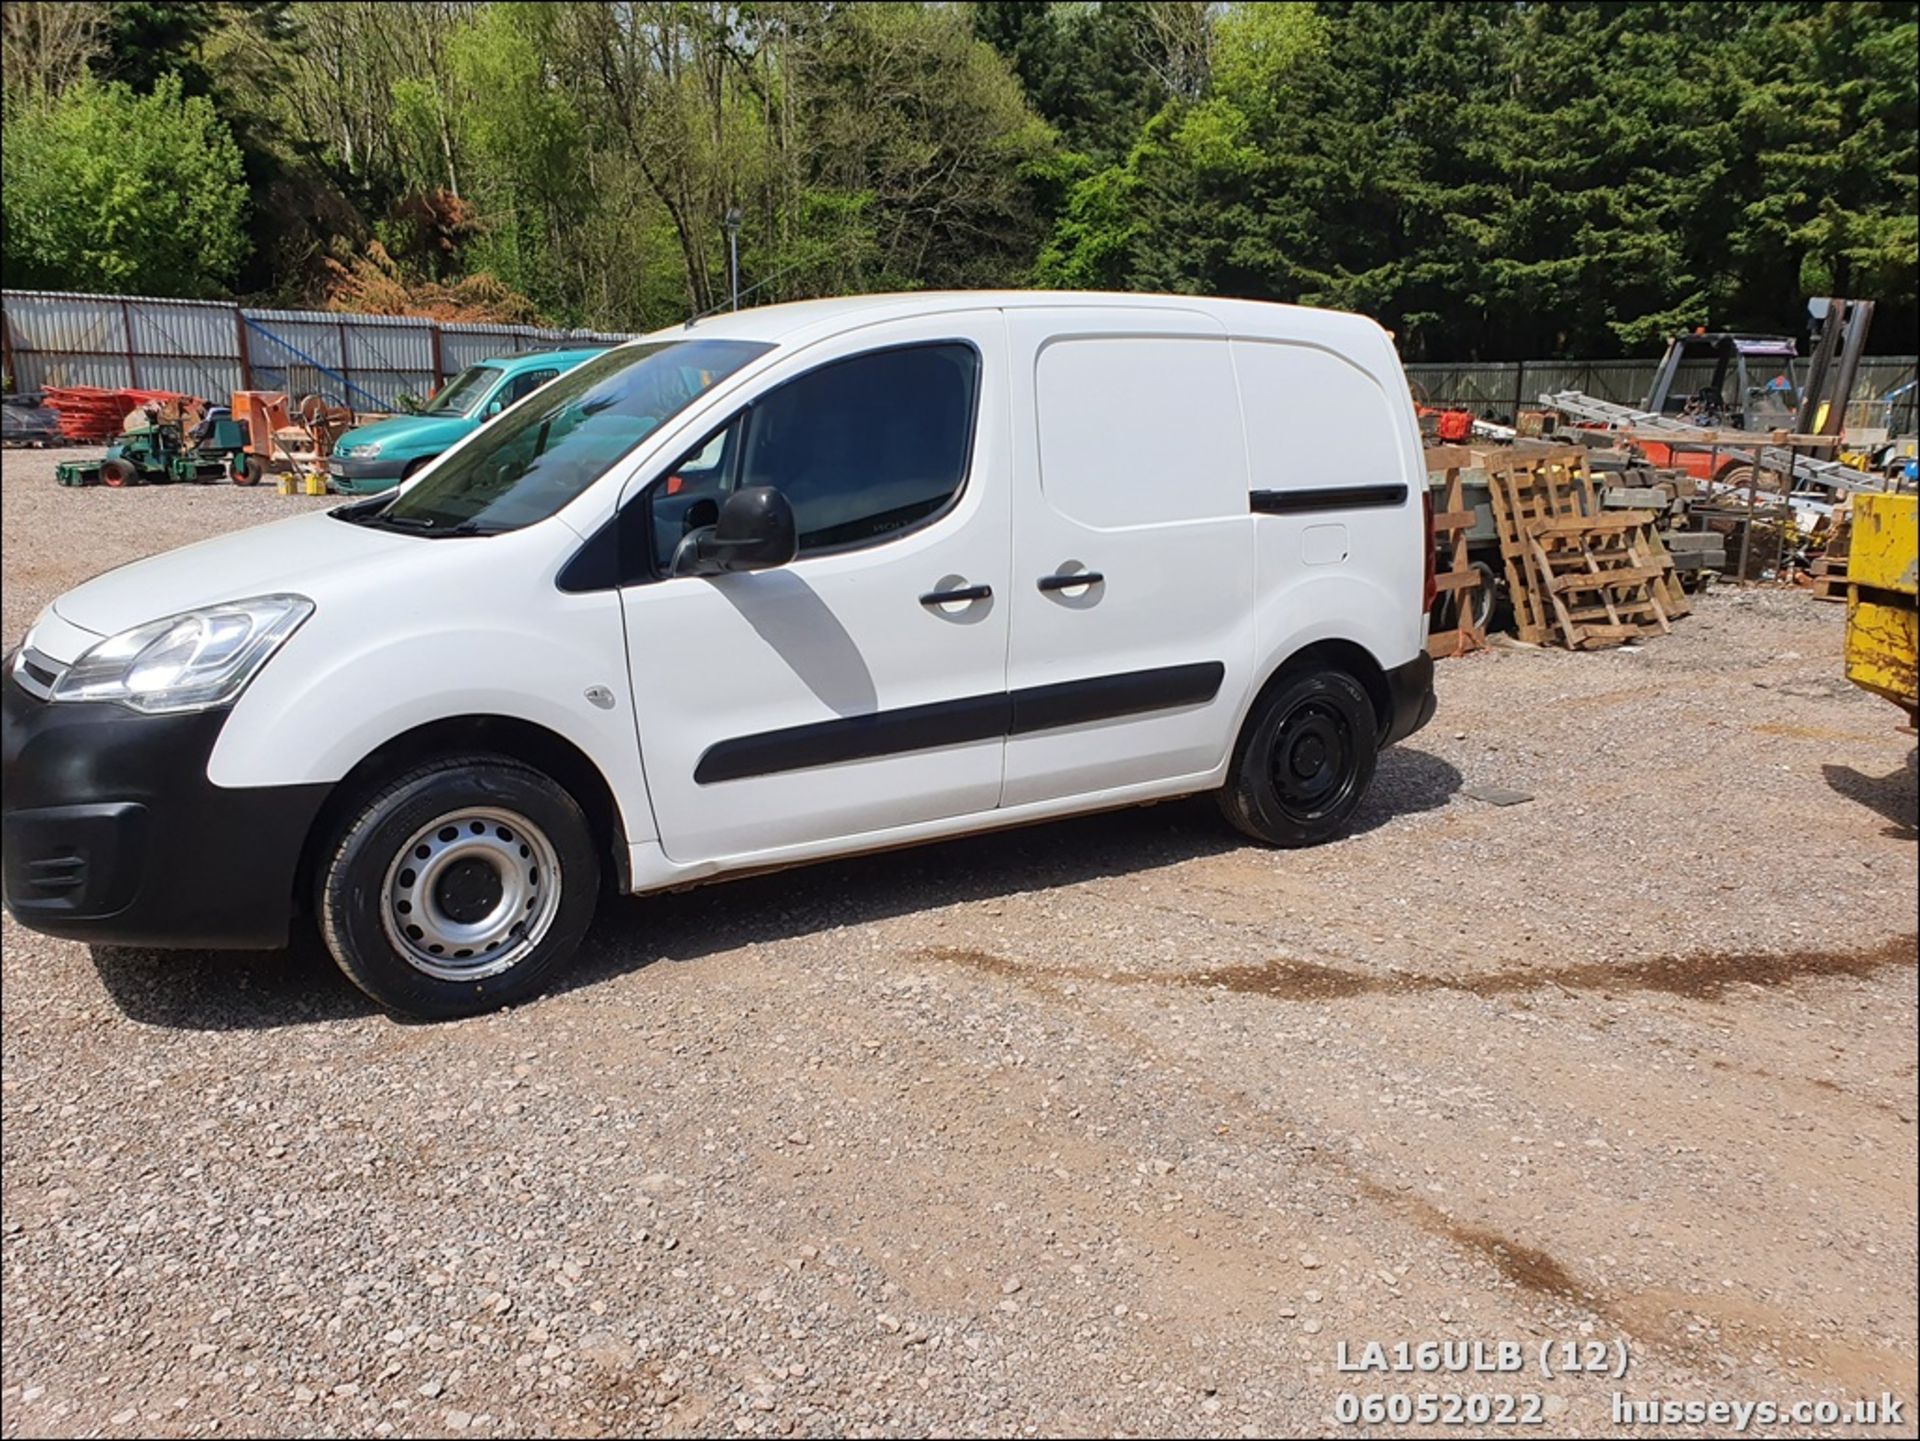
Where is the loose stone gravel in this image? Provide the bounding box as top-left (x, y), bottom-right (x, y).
top-left (2, 447), bottom-right (1915, 1437)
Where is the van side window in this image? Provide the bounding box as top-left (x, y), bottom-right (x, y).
top-left (741, 343), bottom-right (979, 554)
top-left (644, 417), bottom-right (743, 575)
top-left (502, 368), bottom-right (560, 406)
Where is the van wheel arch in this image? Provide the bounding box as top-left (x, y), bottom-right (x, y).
top-left (1242, 639), bottom-right (1392, 747)
top-left (293, 715), bottom-right (630, 920)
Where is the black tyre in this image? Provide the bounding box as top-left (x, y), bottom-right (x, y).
top-left (1218, 669), bottom-right (1379, 847)
top-left (318, 755), bottom-right (600, 1019)
top-left (1436, 559), bottom-right (1500, 634)
top-left (100, 457), bottom-right (140, 487)
top-left (233, 453), bottom-right (265, 485)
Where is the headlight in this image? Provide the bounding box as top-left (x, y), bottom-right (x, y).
top-left (348, 441), bottom-right (382, 458)
top-left (51, 595), bottom-right (313, 713)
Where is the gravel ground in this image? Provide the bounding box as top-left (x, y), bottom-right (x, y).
top-left (3, 446), bottom-right (1916, 1438)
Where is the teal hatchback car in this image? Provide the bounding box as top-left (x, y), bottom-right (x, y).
top-left (328, 347), bottom-right (606, 494)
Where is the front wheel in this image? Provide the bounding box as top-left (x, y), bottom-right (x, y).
top-left (318, 756), bottom-right (600, 1018)
top-left (1219, 669), bottom-right (1379, 847)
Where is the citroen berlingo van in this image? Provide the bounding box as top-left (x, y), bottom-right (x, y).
top-left (3, 292), bottom-right (1437, 1018)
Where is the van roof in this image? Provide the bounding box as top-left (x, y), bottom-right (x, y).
top-left (636, 291), bottom-right (1393, 350)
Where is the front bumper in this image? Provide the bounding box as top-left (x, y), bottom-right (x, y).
top-left (1, 669), bottom-right (330, 948)
top-left (327, 453), bottom-right (414, 493)
top-left (1381, 651), bottom-right (1437, 747)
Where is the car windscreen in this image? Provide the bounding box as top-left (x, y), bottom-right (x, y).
top-left (378, 340), bottom-right (772, 534)
top-left (424, 365), bottom-right (500, 416)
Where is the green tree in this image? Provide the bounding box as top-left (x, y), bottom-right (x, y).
top-left (2, 74), bottom-right (249, 295)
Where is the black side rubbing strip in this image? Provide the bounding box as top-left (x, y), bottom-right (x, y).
top-left (1250, 484), bottom-right (1408, 515)
top-left (694, 662), bottom-right (1227, 784)
top-left (1009, 662), bottom-right (1224, 735)
top-left (694, 693), bottom-right (1010, 785)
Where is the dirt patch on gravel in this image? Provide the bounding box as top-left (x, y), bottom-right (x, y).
top-left (926, 933), bottom-right (1919, 1006)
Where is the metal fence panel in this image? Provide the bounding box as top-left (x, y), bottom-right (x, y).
top-left (125, 298), bottom-right (242, 397)
top-left (1853, 358), bottom-right (1919, 434)
top-left (2, 290), bottom-right (135, 391)
top-left (1403, 362), bottom-right (1520, 409)
top-left (339, 314), bottom-right (437, 409)
top-left (10, 352), bottom-right (130, 392)
top-left (240, 310), bottom-right (359, 406)
top-left (439, 323), bottom-right (542, 372)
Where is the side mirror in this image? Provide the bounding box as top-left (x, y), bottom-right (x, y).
top-left (677, 486), bottom-right (796, 576)
top-left (485, 399), bottom-right (504, 418)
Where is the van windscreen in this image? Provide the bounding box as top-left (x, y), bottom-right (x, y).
top-left (375, 340), bottom-right (771, 535)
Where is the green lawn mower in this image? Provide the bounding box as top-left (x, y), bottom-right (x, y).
top-left (56, 415), bottom-right (251, 488)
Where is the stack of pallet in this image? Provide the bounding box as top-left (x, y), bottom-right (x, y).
top-left (1808, 502), bottom-right (1851, 602)
top-left (1486, 448), bottom-right (1691, 649)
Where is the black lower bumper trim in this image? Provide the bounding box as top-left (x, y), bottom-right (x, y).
top-left (2, 671), bottom-right (330, 948)
top-left (1381, 650), bottom-right (1437, 747)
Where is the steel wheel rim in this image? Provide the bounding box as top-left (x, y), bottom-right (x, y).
top-left (379, 806), bottom-right (561, 982)
top-left (1271, 698), bottom-right (1358, 821)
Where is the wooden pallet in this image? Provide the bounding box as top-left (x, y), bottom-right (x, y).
top-left (1809, 510), bottom-right (1852, 601)
top-left (1485, 449), bottom-right (1690, 649)
top-left (1808, 556), bottom-right (1849, 602)
top-left (1424, 447), bottom-right (1489, 659)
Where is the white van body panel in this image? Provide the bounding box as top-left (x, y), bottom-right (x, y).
top-left (47, 509), bottom-right (419, 641)
top-left (1230, 331), bottom-right (1428, 682)
top-left (199, 523), bottom-right (659, 842)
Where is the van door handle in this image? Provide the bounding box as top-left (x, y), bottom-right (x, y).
top-left (919, 583), bottom-right (992, 606)
top-left (1037, 570), bottom-right (1103, 592)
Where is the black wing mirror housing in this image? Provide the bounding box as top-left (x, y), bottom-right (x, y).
top-left (683, 485), bottom-right (797, 575)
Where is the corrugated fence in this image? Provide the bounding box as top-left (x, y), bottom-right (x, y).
top-left (5, 287), bottom-right (1915, 432)
top-left (0, 289), bottom-right (636, 410)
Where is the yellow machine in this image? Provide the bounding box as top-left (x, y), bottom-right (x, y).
top-left (1844, 493), bottom-right (1919, 726)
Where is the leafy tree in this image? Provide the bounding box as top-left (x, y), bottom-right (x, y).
top-left (799, 2), bottom-right (1056, 293)
top-left (970, 1), bottom-right (1162, 167)
top-left (1, 1), bottom-right (1911, 355)
top-left (92, 1), bottom-right (221, 96)
top-left (1, 1), bottom-right (106, 100)
top-left (2, 74), bottom-right (248, 296)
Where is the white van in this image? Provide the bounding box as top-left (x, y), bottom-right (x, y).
top-left (3, 293), bottom-right (1436, 1017)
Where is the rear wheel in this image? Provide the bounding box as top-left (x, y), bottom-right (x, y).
top-left (100, 457), bottom-right (139, 487)
top-left (318, 755), bottom-right (600, 1018)
top-left (1219, 669), bottom-right (1379, 847)
top-left (233, 453), bottom-right (265, 485)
